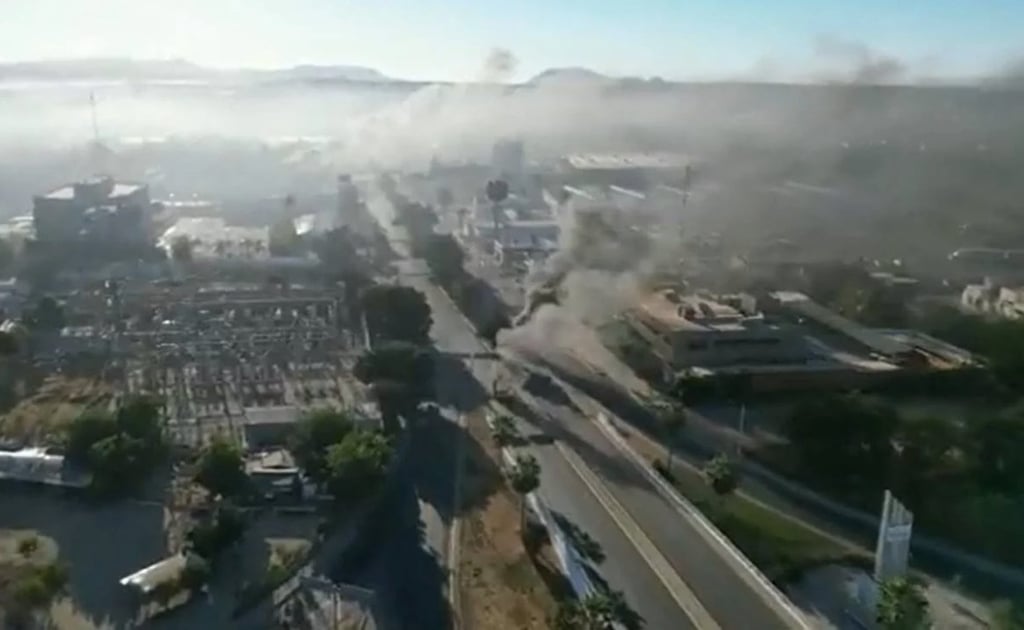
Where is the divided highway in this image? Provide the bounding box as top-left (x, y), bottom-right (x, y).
top-left (362, 180), bottom-right (804, 629)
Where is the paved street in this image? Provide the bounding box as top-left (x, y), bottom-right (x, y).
top-left (354, 181), bottom-right (798, 629)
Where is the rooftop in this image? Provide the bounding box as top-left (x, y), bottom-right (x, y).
top-left (0, 447), bottom-right (91, 488)
top-left (635, 289), bottom-right (752, 333)
top-left (119, 554), bottom-right (187, 595)
top-left (562, 152), bottom-right (689, 171)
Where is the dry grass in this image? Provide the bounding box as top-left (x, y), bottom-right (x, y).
top-left (0, 376), bottom-right (112, 444)
top-left (458, 414), bottom-right (558, 630)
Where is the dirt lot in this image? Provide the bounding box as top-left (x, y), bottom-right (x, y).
top-left (0, 376), bottom-right (112, 444)
top-left (457, 414), bottom-right (558, 630)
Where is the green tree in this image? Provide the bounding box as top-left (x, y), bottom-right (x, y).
top-left (355, 341), bottom-right (434, 432)
top-left (703, 453), bottom-right (740, 498)
top-left (23, 295), bottom-right (65, 331)
top-left (423, 234), bottom-right (465, 287)
top-left (194, 438), bottom-right (250, 499)
top-left (892, 415), bottom-right (961, 504)
top-left (508, 454), bottom-right (541, 529)
top-left (966, 406), bottom-right (1024, 494)
top-left (179, 553), bottom-right (211, 591)
top-left (170, 236), bottom-right (193, 263)
top-left (269, 216), bottom-right (300, 257)
top-left (324, 430), bottom-right (393, 503)
top-left (654, 402), bottom-right (686, 474)
top-left (0, 330), bottom-right (19, 355)
top-left (491, 415), bottom-right (518, 448)
top-left (990, 599), bottom-right (1024, 630)
top-left (116, 394), bottom-right (163, 447)
top-left (555, 590), bottom-right (643, 630)
top-left (361, 284), bottom-right (432, 344)
top-left (186, 503), bottom-right (247, 559)
top-left (288, 409), bottom-right (353, 481)
top-left (876, 576), bottom-right (931, 630)
top-left (88, 433), bottom-right (148, 492)
top-left (785, 393), bottom-right (898, 490)
top-left (65, 409), bottom-right (118, 463)
top-left (0, 237), bottom-right (15, 272)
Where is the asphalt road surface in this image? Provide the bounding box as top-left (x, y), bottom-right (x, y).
top-left (359, 180), bottom-right (792, 629)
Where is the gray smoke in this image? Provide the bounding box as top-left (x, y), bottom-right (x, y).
top-left (813, 35), bottom-right (908, 84)
top-left (479, 48), bottom-right (519, 83)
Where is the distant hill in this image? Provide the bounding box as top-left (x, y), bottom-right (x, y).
top-left (527, 67), bottom-right (611, 85)
top-left (0, 58), bottom-right (391, 83)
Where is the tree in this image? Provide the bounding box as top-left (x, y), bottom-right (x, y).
top-left (784, 393), bottom-right (898, 490)
top-left (269, 217), bottom-right (300, 257)
top-left (423, 234), bottom-right (465, 287)
top-left (703, 454), bottom-right (739, 498)
top-left (288, 409), bottom-right (353, 482)
top-left (116, 394), bottom-right (163, 447)
top-left (892, 415), bottom-right (961, 504)
top-left (194, 438), bottom-right (250, 499)
top-left (179, 553), bottom-right (211, 591)
top-left (354, 341), bottom-right (434, 432)
top-left (23, 295), bottom-right (65, 331)
top-left (88, 433), bottom-right (148, 491)
top-left (324, 430), bottom-right (393, 503)
top-left (876, 576), bottom-right (931, 630)
top-left (170, 236), bottom-right (193, 263)
top-left (555, 590), bottom-right (643, 630)
top-left (0, 237), bottom-right (15, 272)
top-left (361, 284), bottom-right (432, 344)
top-left (187, 502), bottom-right (247, 559)
top-left (0, 330), bottom-right (19, 355)
top-left (990, 599), bottom-right (1024, 630)
top-left (65, 409), bottom-right (118, 463)
top-left (509, 454), bottom-right (541, 529)
top-left (653, 402), bottom-right (686, 473)
top-left (965, 406), bottom-right (1024, 494)
top-left (491, 415), bottom-right (518, 448)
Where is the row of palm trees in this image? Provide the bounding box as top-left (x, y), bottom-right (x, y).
top-left (491, 414), bottom-right (643, 629)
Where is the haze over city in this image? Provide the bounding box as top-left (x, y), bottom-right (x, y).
top-left (0, 3), bottom-right (1023, 630)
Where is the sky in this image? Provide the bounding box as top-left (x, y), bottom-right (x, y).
top-left (1, 0), bottom-right (1022, 82)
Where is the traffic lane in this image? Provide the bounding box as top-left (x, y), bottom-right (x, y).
top-left (531, 396), bottom-right (792, 630)
top-left (530, 441), bottom-right (697, 630)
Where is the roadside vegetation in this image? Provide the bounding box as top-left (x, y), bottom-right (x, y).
top-left (756, 391), bottom-right (1024, 568)
top-left (64, 393), bottom-right (165, 495)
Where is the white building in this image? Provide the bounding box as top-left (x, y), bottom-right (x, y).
top-left (961, 280), bottom-right (1024, 320)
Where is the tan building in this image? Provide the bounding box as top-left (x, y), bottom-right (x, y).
top-left (628, 290), bottom-right (807, 368)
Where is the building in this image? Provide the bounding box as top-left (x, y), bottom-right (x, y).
top-left (558, 152), bottom-right (690, 190)
top-left (628, 290), bottom-right (807, 368)
top-left (962, 280), bottom-right (1024, 320)
top-left (492, 139), bottom-right (526, 183)
top-left (33, 176), bottom-right (154, 246)
top-left (0, 447), bottom-right (91, 488)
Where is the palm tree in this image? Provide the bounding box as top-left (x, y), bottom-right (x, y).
top-left (876, 576), bottom-right (931, 630)
top-left (508, 454), bottom-right (540, 530)
top-left (654, 401), bottom-right (686, 473)
top-left (555, 590), bottom-right (644, 630)
top-left (491, 414), bottom-right (518, 447)
top-left (703, 453), bottom-right (739, 500)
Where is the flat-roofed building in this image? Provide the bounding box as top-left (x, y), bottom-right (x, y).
top-left (628, 289), bottom-right (807, 368)
top-left (33, 175), bottom-right (153, 246)
top-left (0, 446), bottom-right (91, 488)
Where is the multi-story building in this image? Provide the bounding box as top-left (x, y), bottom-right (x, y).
top-left (32, 175), bottom-right (154, 246)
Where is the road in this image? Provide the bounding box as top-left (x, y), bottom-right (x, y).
top-left (359, 181), bottom-right (799, 629)
top-left (362, 183), bottom-right (703, 628)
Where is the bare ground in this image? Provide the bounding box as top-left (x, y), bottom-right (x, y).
top-left (457, 413), bottom-right (558, 630)
top-left (0, 376), bottom-right (112, 444)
